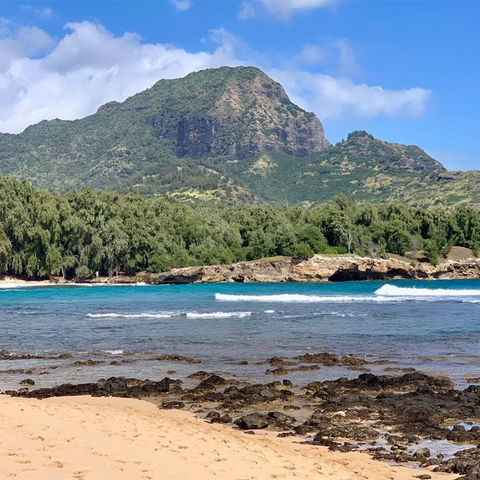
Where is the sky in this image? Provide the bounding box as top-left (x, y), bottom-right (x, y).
top-left (0, 0), bottom-right (479, 170)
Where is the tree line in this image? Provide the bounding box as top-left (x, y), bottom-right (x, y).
top-left (0, 176), bottom-right (479, 279)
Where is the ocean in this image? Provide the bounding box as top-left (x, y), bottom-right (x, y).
top-left (1, 279), bottom-right (480, 390)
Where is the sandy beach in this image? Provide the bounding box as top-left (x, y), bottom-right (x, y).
top-left (0, 277), bottom-right (57, 288)
top-left (0, 395), bottom-right (454, 480)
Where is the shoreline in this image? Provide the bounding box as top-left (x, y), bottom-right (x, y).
top-left (2, 253), bottom-right (480, 286)
top-left (3, 355), bottom-right (480, 478)
top-left (0, 394), bottom-right (455, 480)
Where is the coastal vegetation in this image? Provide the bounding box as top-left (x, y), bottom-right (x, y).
top-left (1, 175), bottom-right (480, 279)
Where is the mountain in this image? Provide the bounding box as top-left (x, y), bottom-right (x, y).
top-left (0, 67), bottom-right (328, 195)
top-left (0, 66), bottom-right (478, 206)
top-left (233, 130), bottom-right (480, 207)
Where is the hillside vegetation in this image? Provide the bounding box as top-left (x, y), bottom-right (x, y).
top-left (0, 66), bottom-right (327, 197)
top-left (1, 66), bottom-right (479, 207)
top-left (1, 176), bottom-right (479, 279)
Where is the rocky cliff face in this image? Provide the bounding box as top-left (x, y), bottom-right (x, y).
top-left (115, 255), bottom-right (480, 285)
top-left (148, 66), bottom-right (330, 159)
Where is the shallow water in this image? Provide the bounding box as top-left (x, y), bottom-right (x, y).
top-left (1, 279), bottom-right (480, 389)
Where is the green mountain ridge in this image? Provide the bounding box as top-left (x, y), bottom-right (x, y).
top-left (236, 131), bottom-right (480, 207)
top-left (0, 66), bottom-right (479, 207)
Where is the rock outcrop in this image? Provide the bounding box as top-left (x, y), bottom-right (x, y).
top-left (172, 67), bottom-right (330, 159)
top-left (111, 254), bottom-right (480, 285)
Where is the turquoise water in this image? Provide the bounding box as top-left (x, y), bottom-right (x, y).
top-left (1, 279), bottom-right (480, 389)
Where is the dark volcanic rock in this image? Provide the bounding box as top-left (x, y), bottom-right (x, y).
top-left (259, 357), bottom-right (297, 367)
top-left (306, 372), bottom-right (453, 396)
top-left (266, 411), bottom-right (297, 430)
top-left (192, 381), bottom-right (217, 393)
top-left (155, 354), bottom-right (201, 364)
top-left (211, 414), bottom-right (233, 424)
top-left (204, 375), bottom-right (227, 386)
top-left (160, 401), bottom-right (185, 410)
top-left (234, 411), bottom-right (296, 430)
top-left (235, 413), bottom-right (270, 430)
top-left (295, 352), bottom-right (368, 367)
top-left (266, 367), bottom-right (289, 376)
top-left (206, 411), bottom-right (221, 420)
top-left (312, 422), bottom-right (378, 442)
top-left (7, 377), bottom-right (176, 399)
top-left (20, 379), bottom-right (35, 386)
top-left (188, 371), bottom-right (212, 380)
top-left (74, 360), bottom-right (105, 367)
top-left (6, 353), bottom-right (480, 475)
top-left (219, 382), bottom-right (295, 410)
top-left (434, 446), bottom-right (480, 479)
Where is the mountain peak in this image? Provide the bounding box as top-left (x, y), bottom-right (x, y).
top-left (347, 130), bottom-right (374, 141)
top-left (339, 131), bottom-right (446, 175)
top-left (119, 65), bottom-right (330, 159)
top-left (0, 66), bottom-right (464, 207)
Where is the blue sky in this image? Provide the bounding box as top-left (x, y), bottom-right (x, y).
top-left (1, 0), bottom-right (479, 170)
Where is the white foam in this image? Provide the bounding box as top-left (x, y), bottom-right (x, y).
top-left (105, 349), bottom-right (124, 355)
top-left (186, 312), bottom-right (252, 319)
top-left (215, 293), bottom-right (395, 303)
top-left (86, 312), bottom-right (176, 319)
top-left (87, 311), bottom-right (253, 319)
top-left (375, 284), bottom-right (480, 298)
top-left (327, 311), bottom-right (368, 317)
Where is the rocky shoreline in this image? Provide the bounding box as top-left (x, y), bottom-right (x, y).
top-left (103, 254), bottom-right (480, 285)
top-left (2, 254), bottom-right (480, 286)
top-left (4, 351), bottom-right (480, 479)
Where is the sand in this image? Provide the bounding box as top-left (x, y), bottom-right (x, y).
top-left (0, 396), bottom-right (455, 480)
top-left (0, 277), bottom-right (55, 289)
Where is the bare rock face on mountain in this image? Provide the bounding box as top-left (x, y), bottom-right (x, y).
top-left (171, 67), bottom-right (330, 159)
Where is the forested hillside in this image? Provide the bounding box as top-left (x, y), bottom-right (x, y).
top-left (1, 66), bottom-right (479, 207)
top-left (1, 176), bottom-right (479, 279)
top-left (0, 66), bottom-right (328, 196)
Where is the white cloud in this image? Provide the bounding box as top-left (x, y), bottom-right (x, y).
top-left (0, 21), bottom-right (242, 133)
top-left (257, 0), bottom-right (337, 17)
top-left (239, 2), bottom-right (256, 19)
top-left (40, 7), bottom-right (53, 19)
top-left (293, 44), bottom-right (326, 66)
top-left (291, 38), bottom-right (360, 78)
top-left (171, 0), bottom-right (192, 11)
top-left (0, 20), bottom-right (431, 134)
top-left (332, 38), bottom-right (361, 77)
top-left (0, 22), bottom-right (53, 71)
top-left (19, 5), bottom-right (53, 19)
top-left (271, 69), bottom-right (431, 119)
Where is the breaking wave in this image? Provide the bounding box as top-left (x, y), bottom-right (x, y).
top-left (87, 312), bottom-right (177, 319)
top-left (375, 284), bottom-right (480, 298)
top-left (186, 312), bottom-right (252, 319)
top-left (87, 311), bottom-right (253, 319)
top-left (216, 286), bottom-right (480, 304)
top-left (215, 293), bottom-right (391, 303)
